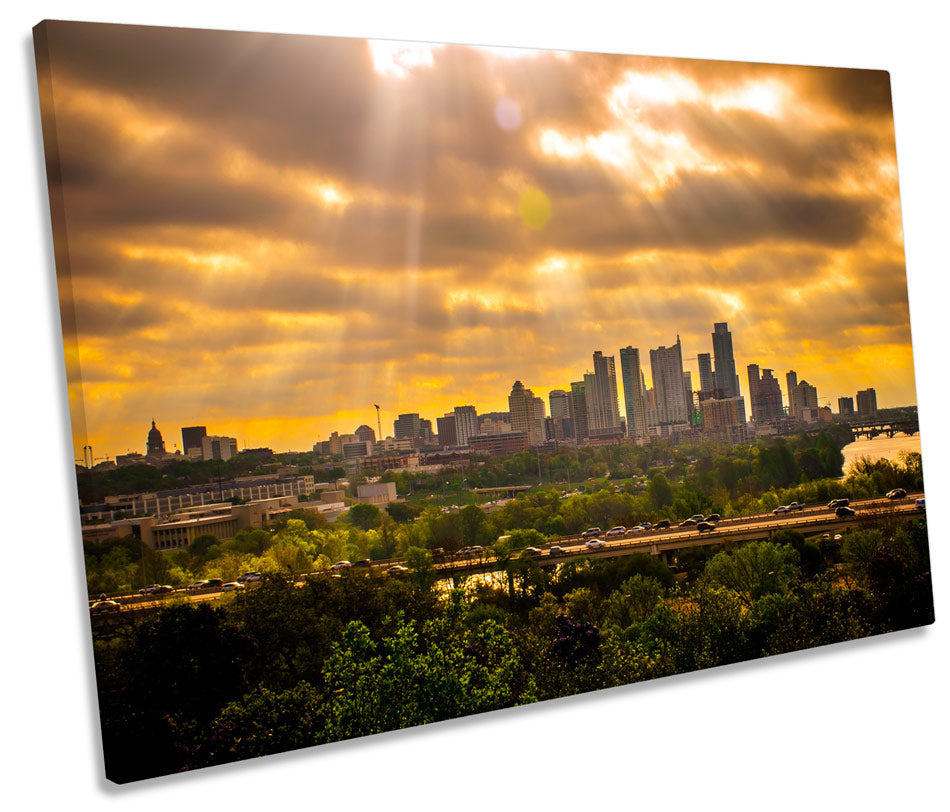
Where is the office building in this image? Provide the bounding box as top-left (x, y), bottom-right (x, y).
top-left (181, 426), bottom-right (207, 455)
top-left (508, 381), bottom-right (545, 446)
top-left (202, 435), bottom-right (238, 461)
top-left (650, 337), bottom-right (690, 425)
top-left (437, 413), bottom-right (458, 447)
top-left (748, 365), bottom-right (784, 423)
top-left (697, 353), bottom-right (714, 394)
top-left (569, 381), bottom-right (589, 441)
top-left (700, 395), bottom-right (752, 444)
top-left (453, 406), bottom-right (479, 446)
top-left (583, 351), bottom-right (621, 437)
top-left (838, 397), bottom-right (855, 417)
top-left (619, 346), bottom-right (648, 441)
top-left (712, 322), bottom-right (741, 398)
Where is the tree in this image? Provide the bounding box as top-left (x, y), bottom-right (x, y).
top-left (406, 546), bottom-right (437, 591)
top-left (704, 542), bottom-right (800, 608)
top-left (345, 503), bottom-right (382, 531)
top-left (647, 473), bottom-right (674, 511)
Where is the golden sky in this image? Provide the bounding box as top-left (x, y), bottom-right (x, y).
top-left (38, 21), bottom-right (916, 460)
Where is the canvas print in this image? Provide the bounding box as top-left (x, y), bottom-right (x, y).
top-left (35, 20), bottom-right (934, 783)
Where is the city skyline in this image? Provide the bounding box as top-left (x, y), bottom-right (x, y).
top-left (41, 22), bottom-right (918, 461)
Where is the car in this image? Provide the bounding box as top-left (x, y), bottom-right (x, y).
top-left (581, 528), bottom-right (602, 538)
top-left (90, 598), bottom-right (120, 613)
top-left (629, 525), bottom-right (645, 533)
top-left (689, 514), bottom-right (705, 522)
top-left (696, 521), bottom-right (716, 533)
top-left (787, 502), bottom-right (805, 511)
top-left (828, 498), bottom-right (849, 509)
top-left (187, 580), bottom-right (210, 591)
top-left (705, 514), bottom-right (721, 523)
top-left (915, 497), bottom-right (926, 511)
top-left (330, 561), bottom-right (352, 571)
top-left (386, 564), bottom-right (409, 576)
top-left (584, 539), bottom-right (606, 550)
top-left (430, 547), bottom-right (446, 560)
top-left (773, 505), bottom-right (790, 514)
top-left (470, 546), bottom-right (484, 555)
top-left (221, 582), bottom-right (245, 591)
top-left (351, 559), bottom-right (372, 568)
top-left (821, 533), bottom-right (831, 541)
top-left (833, 534), bottom-right (843, 541)
top-left (237, 571), bottom-right (262, 583)
top-left (605, 526), bottom-right (627, 538)
top-left (523, 547), bottom-right (543, 557)
top-left (653, 520), bottom-right (671, 530)
top-left (679, 518), bottom-right (697, 527)
top-left (138, 584), bottom-right (174, 596)
top-left (548, 546), bottom-right (566, 556)
top-left (205, 578), bottom-right (224, 588)
top-left (886, 488), bottom-right (907, 499)
top-left (835, 506), bottom-right (856, 518)
top-left (639, 522), bottom-right (653, 530)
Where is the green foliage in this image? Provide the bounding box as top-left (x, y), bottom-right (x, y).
top-left (345, 503), bottom-right (382, 531)
top-left (704, 541), bottom-right (800, 608)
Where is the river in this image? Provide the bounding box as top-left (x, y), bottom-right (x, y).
top-left (840, 433), bottom-right (922, 474)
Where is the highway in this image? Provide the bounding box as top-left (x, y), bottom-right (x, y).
top-left (90, 493), bottom-right (924, 615)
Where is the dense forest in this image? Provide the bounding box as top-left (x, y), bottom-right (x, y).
top-left (92, 514), bottom-right (933, 783)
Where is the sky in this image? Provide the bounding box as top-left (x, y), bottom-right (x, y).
top-left (37, 20), bottom-right (916, 461)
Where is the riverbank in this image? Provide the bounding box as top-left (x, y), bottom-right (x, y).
top-left (841, 433), bottom-right (922, 473)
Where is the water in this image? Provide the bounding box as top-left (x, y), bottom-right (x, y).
top-left (841, 433), bottom-right (922, 474)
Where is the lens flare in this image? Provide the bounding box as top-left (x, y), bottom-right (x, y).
top-left (494, 97), bottom-right (523, 131)
top-left (519, 187), bottom-right (551, 229)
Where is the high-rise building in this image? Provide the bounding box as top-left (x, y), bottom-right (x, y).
top-left (785, 371), bottom-right (798, 415)
top-left (650, 337), bottom-right (690, 425)
top-left (697, 353), bottom-right (714, 394)
top-left (569, 380), bottom-right (589, 441)
top-left (583, 351), bottom-right (621, 437)
top-left (394, 413), bottom-right (422, 440)
top-left (619, 346), bottom-right (648, 440)
top-left (748, 365), bottom-right (784, 423)
top-left (436, 414), bottom-right (457, 447)
top-left (453, 405), bottom-right (479, 446)
top-left (700, 396), bottom-right (751, 443)
top-left (838, 396), bottom-right (855, 417)
top-left (354, 424), bottom-right (376, 445)
top-left (788, 378), bottom-right (819, 422)
top-left (181, 425), bottom-right (207, 455)
top-left (712, 322), bottom-right (740, 398)
top-left (856, 388), bottom-right (878, 416)
top-left (201, 435), bottom-right (238, 461)
top-left (508, 381), bottom-right (545, 446)
top-left (548, 389), bottom-right (571, 420)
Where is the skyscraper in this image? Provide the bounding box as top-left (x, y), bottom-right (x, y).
top-left (650, 337), bottom-right (690, 425)
top-left (436, 413), bottom-right (457, 447)
top-left (619, 346), bottom-right (648, 440)
top-left (838, 396), bottom-right (855, 417)
top-left (181, 425), bottom-right (207, 455)
top-left (697, 353), bottom-right (714, 394)
top-left (569, 380), bottom-right (589, 441)
top-left (712, 322), bottom-right (740, 398)
top-left (748, 365), bottom-right (784, 422)
top-left (585, 350), bottom-right (621, 435)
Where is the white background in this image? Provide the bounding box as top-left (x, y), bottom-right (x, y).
top-left (3, 2), bottom-right (946, 808)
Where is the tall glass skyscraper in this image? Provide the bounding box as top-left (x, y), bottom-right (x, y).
top-left (712, 322), bottom-right (740, 398)
top-left (619, 346), bottom-right (648, 440)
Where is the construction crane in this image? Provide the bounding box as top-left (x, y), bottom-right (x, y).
top-left (374, 404), bottom-right (382, 441)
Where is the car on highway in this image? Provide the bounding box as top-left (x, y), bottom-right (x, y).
top-left (581, 527), bottom-right (602, 538)
top-left (90, 598), bottom-right (120, 613)
top-left (548, 546), bottom-right (566, 556)
top-left (629, 524), bottom-right (646, 533)
top-left (640, 522), bottom-right (653, 530)
top-left (696, 521), bottom-right (716, 533)
top-left (237, 571), bottom-right (262, 583)
top-left (386, 564), bottom-right (409, 576)
top-left (828, 498), bottom-right (849, 509)
top-left (584, 538), bottom-right (607, 550)
top-left (915, 497), bottom-right (926, 511)
top-left (138, 584), bottom-right (174, 596)
top-left (221, 582), bottom-right (245, 591)
top-left (523, 547), bottom-right (543, 557)
top-left (678, 518), bottom-right (697, 527)
top-left (654, 520), bottom-right (671, 530)
top-left (705, 514), bottom-right (721, 523)
top-left (351, 559), bottom-right (372, 568)
top-left (187, 580), bottom-right (210, 591)
top-left (605, 526), bottom-right (627, 538)
top-left (787, 502), bottom-right (805, 511)
top-left (205, 578), bottom-right (224, 589)
top-left (835, 506), bottom-right (856, 518)
top-left (330, 561), bottom-right (352, 571)
top-left (689, 514), bottom-right (705, 522)
top-left (773, 505), bottom-right (790, 514)
top-left (886, 488), bottom-right (907, 499)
